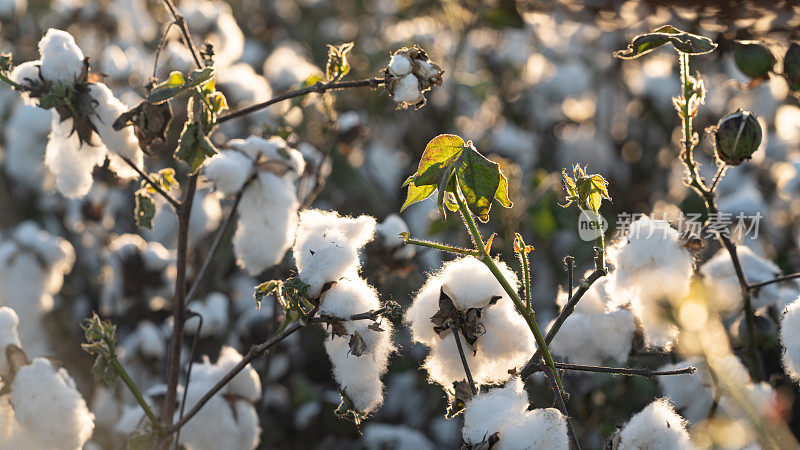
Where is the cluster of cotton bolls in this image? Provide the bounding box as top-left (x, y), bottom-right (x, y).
top-left (292, 209), bottom-right (395, 414)
top-left (385, 46), bottom-right (444, 108)
top-left (9, 29), bottom-right (144, 198)
top-left (609, 216), bottom-right (695, 349)
top-left (547, 275), bottom-right (636, 365)
top-left (406, 257), bottom-right (535, 388)
top-left (0, 307), bottom-right (95, 450)
top-left (0, 221), bottom-right (75, 357)
top-left (203, 135), bottom-right (304, 275)
top-left (461, 378), bottom-right (568, 449)
top-left (99, 233), bottom-right (175, 317)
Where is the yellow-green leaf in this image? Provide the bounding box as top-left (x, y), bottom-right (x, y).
top-left (614, 25), bottom-right (717, 60)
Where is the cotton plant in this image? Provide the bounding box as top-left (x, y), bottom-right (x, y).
top-left (0, 307), bottom-right (95, 450)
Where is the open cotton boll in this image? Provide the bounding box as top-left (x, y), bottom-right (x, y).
top-left (462, 378), bottom-right (529, 445)
top-left (87, 83), bottom-right (143, 175)
top-left (657, 358), bottom-right (715, 423)
top-left (263, 44), bottom-right (322, 89)
top-left (38, 29), bottom-right (84, 83)
top-left (10, 358), bottom-right (94, 450)
top-left (388, 54), bottom-right (413, 77)
top-left (0, 307), bottom-right (21, 377)
top-left (204, 150), bottom-right (253, 195)
top-left (392, 73), bottom-right (422, 105)
top-left (232, 171), bottom-right (299, 275)
top-left (440, 257), bottom-right (517, 310)
top-left (179, 392), bottom-right (260, 450)
top-left (548, 309), bottom-right (635, 365)
top-left (133, 321), bottom-right (165, 359)
top-left (185, 292), bottom-right (229, 337)
top-left (297, 243), bottom-right (359, 298)
top-left (293, 209), bottom-right (376, 269)
top-left (615, 399), bottom-right (692, 450)
top-left (190, 346), bottom-right (261, 402)
top-left (376, 214), bottom-right (408, 249)
top-left (702, 246), bottom-right (786, 310)
top-left (9, 61), bottom-right (41, 106)
top-left (781, 296), bottom-right (800, 382)
top-left (228, 135), bottom-right (305, 178)
top-left (496, 408), bottom-right (569, 450)
top-left (319, 277), bottom-right (379, 319)
top-left (45, 113), bottom-right (108, 198)
top-left (362, 423), bottom-right (436, 450)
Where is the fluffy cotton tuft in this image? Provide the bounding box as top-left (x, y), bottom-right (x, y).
top-left (393, 73), bottom-right (422, 105)
top-left (7, 358), bottom-right (94, 450)
top-left (0, 307), bottom-right (21, 377)
top-left (185, 292), bottom-right (229, 337)
top-left (203, 150), bottom-right (253, 195)
top-left (376, 214), bottom-right (409, 249)
top-left (406, 257), bottom-right (534, 387)
top-left (611, 217), bottom-right (694, 349)
top-left (293, 209), bottom-right (376, 297)
top-left (38, 29), bottom-right (84, 83)
top-left (615, 399), bottom-right (692, 450)
top-left (362, 423), bottom-right (435, 450)
top-left (87, 83), bottom-right (143, 176)
top-left (462, 378), bottom-right (569, 450)
top-left (319, 278), bottom-right (394, 413)
top-left (702, 246), bottom-right (789, 311)
top-left (44, 113), bottom-right (108, 198)
top-left (657, 358), bottom-right (715, 422)
top-left (781, 296), bottom-right (800, 382)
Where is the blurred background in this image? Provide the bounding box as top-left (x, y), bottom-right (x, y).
top-left (2, 0), bottom-right (800, 448)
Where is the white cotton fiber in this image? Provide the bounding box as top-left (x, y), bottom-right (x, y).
top-left (10, 358), bottom-right (95, 450)
top-left (462, 378), bottom-right (568, 450)
top-left (393, 73), bottom-right (422, 105)
top-left (388, 54), bottom-right (413, 77)
top-left (702, 246), bottom-right (785, 310)
top-left (657, 358), bottom-right (715, 423)
top-left (548, 309), bottom-right (635, 366)
top-left (179, 392), bottom-right (260, 450)
top-left (3, 103), bottom-right (51, 190)
top-left (376, 214), bottom-right (408, 249)
top-left (0, 306), bottom-right (21, 377)
top-left (406, 257), bottom-right (534, 387)
top-left (185, 292), bottom-right (229, 337)
top-left (781, 296), bottom-right (800, 383)
top-left (616, 399), bottom-right (692, 450)
top-left (203, 150), bottom-right (253, 195)
top-left (38, 29), bottom-right (84, 83)
top-left (44, 113), bottom-right (108, 198)
top-left (88, 83), bottom-right (143, 176)
top-left (362, 423), bottom-right (436, 450)
top-left (228, 135), bottom-right (305, 178)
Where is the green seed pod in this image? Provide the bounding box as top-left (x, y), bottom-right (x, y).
top-left (714, 109), bottom-right (762, 166)
top-left (784, 42), bottom-right (800, 91)
top-left (733, 40), bottom-right (775, 79)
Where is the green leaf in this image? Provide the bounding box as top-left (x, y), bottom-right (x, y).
top-left (413, 134), bottom-right (465, 186)
top-left (175, 121), bottom-right (217, 173)
top-left (453, 144), bottom-right (511, 222)
top-left (326, 42), bottom-right (354, 81)
top-left (614, 25), bottom-right (717, 59)
top-left (400, 181), bottom-right (435, 212)
top-left (0, 53), bottom-right (11, 72)
top-left (134, 189), bottom-right (156, 229)
top-left (561, 165), bottom-right (610, 213)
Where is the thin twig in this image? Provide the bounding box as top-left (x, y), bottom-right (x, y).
top-left (217, 78), bottom-right (384, 124)
top-left (709, 164), bottom-right (726, 193)
top-left (102, 336), bottom-right (163, 432)
top-left (174, 310), bottom-right (202, 450)
top-left (152, 21), bottom-right (177, 80)
top-left (311, 304), bottom-right (398, 324)
top-left (404, 237), bottom-right (481, 257)
top-left (537, 363), bottom-right (580, 450)
top-left (553, 362), bottom-right (696, 378)
top-left (301, 116), bottom-right (337, 209)
top-left (451, 323), bottom-right (477, 396)
top-left (747, 272), bottom-right (800, 290)
top-left (159, 0), bottom-right (203, 69)
top-left (565, 256), bottom-right (575, 299)
top-left (120, 155), bottom-right (181, 209)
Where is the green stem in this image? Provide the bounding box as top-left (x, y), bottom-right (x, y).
top-left (521, 250), bottom-right (531, 311)
top-left (452, 183), bottom-right (564, 393)
top-left (404, 237), bottom-right (481, 256)
top-left (103, 336), bottom-right (162, 432)
top-left (0, 72), bottom-right (21, 90)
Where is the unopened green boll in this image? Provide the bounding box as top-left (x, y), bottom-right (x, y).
top-left (714, 109), bottom-right (762, 166)
top-left (733, 40), bottom-right (775, 79)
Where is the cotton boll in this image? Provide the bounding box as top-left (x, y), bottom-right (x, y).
top-left (440, 257), bottom-right (517, 311)
top-left (471, 300), bottom-right (536, 381)
top-left (548, 309), bottom-right (635, 366)
top-left (203, 150), bottom-right (253, 195)
top-left (45, 113), bottom-right (108, 198)
top-left (11, 358), bottom-right (94, 450)
top-left (233, 171), bottom-right (299, 275)
top-left (718, 381), bottom-right (776, 421)
top-left (319, 277), bottom-right (379, 319)
top-left (297, 243), bottom-right (359, 298)
top-left (362, 423), bottom-right (436, 450)
top-left (658, 358), bottom-right (714, 422)
top-left (405, 278), bottom-right (444, 347)
top-left (462, 378), bottom-right (529, 445)
top-left (393, 73), bottom-right (422, 105)
top-left (293, 209), bottom-right (376, 270)
top-left (228, 136), bottom-right (305, 178)
top-left (497, 408), bottom-right (569, 450)
top-left (87, 83), bottom-right (143, 174)
top-left (424, 331), bottom-right (482, 387)
top-left (781, 296), bottom-right (800, 382)
top-left (263, 44), bottom-right (322, 89)
top-left (185, 292), bottom-right (229, 337)
top-left (38, 29), bottom-right (84, 83)
top-left (179, 393), bottom-right (260, 450)
top-left (9, 61), bottom-right (41, 106)
top-left (0, 307), bottom-right (21, 377)
top-left (191, 346), bottom-right (261, 402)
top-left (616, 399), bottom-right (692, 450)
top-left (134, 321), bottom-right (165, 359)
top-left (702, 246), bottom-right (786, 310)
top-left (376, 214), bottom-right (408, 249)
top-left (0, 0), bottom-right (24, 18)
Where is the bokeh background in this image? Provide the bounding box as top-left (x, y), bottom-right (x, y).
top-left (2, 0), bottom-right (800, 448)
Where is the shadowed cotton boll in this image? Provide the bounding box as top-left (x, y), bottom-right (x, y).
top-left (147, 188), bottom-right (222, 247)
top-left (0, 307), bottom-right (21, 377)
top-left (184, 292), bottom-right (229, 337)
top-left (362, 424), bottom-right (436, 450)
top-left (701, 245), bottom-right (788, 311)
top-left (491, 122), bottom-right (539, 171)
top-left (376, 214), bottom-right (408, 249)
top-left (781, 296), bottom-right (800, 383)
top-left (3, 103), bottom-right (51, 191)
top-left (406, 257), bottom-right (534, 387)
top-left (657, 358), bottom-right (715, 423)
top-left (614, 399), bottom-right (692, 450)
top-left (88, 83), bottom-right (144, 177)
top-left (610, 216), bottom-right (694, 349)
top-left (179, 0), bottom-right (244, 67)
top-left (462, 378), bottom-right (568, 450)
top-left (263, 44), bottom-right (322, 90)
top-left (45, 113), bottom-right (108, 198)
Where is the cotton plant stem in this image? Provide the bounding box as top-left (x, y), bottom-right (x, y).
top-left (451, 323), bottom-right (477, 396)
top-left (452, 185), bottom-right (564, 393)
top-left (522, 250), bottom-right (532, 310)
top-left (553, 362), bottom-right (696, 378)
top-left (404, 237), bottom-right (481, 257)
top-left (538, 363), bottom-right (581, 450)
top-left (218, 78), bottom-right (385, 124)
top-left (748, 272), bottom-right (800, 289)
top-left (160, 0), bottom-right (203, 69)
top-left (102, 336), bottom-right (162, 432)
top-left (677, 53), bottom-right (763, 381)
